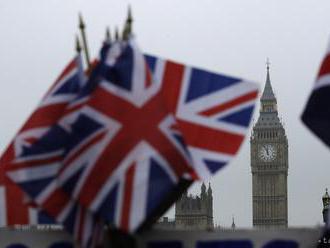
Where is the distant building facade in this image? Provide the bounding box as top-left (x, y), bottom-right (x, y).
top-left (175, 183), bottom-right (213, 230)
top-left (250, 63), bottom-right (288, 228)
top-left (156, 183), bottom-right (213, 230)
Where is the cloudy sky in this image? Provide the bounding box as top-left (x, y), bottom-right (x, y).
top-left (1, 0), bottom-right (330, 228)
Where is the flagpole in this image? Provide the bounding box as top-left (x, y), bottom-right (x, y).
top-left (78, 13), bottom-right (91, 70)
top-left (75, 34), bottom-right (82, 54)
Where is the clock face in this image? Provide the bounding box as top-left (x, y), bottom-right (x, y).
top-left (258, 144), bottom-right (277, 162)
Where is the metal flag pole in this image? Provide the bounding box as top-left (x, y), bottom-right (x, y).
top-left (78, 13), bottom-right (91, 70)
top-left (75, 34), bottom-right (82, 54)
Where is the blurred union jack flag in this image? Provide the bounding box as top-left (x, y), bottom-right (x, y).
top-left (145, 54), bottom-right (259, 179)
top-left (7, 38), bottom-right (259, 242)
top-left (0, 54), bottom-right (87, 226)
top-left (1, 52), bottom-right (105, 247)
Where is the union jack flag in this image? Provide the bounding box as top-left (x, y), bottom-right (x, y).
top-left (4, 42), bottom-right (122, 247)
top-left (1, 52), bottom-right (106, 247)
top-left (7, 38), bottom-right (259, 243)
top-left (0, 54), bottom-right (87, 226)
top-left (145, 54), bottom-right (259, 179)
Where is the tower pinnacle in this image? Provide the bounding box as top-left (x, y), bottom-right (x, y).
top-left (208, 182), bottom-right (212, 195)
top-left (201, 182), bottom-right (206, 195)
top-left (323, 188), bottom-right (330, 207)
top-left (231, 215), bottom-right (236, 230)
top-left (261, 59), bottom-right (276, 102)
top-left (266, 58), bottom-right (270, 71)
top-left (322, 188), bottom-right (330, 224)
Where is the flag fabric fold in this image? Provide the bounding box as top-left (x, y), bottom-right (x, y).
top-left (5, 38), bottom-right (259, 247)
top-left (302, 40), bottom-right (330, 147)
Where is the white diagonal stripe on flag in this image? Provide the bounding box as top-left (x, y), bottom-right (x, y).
top-left (8, 162), bottom-right (61, 183)
top-left (129, 158), bottom-right (150, 231)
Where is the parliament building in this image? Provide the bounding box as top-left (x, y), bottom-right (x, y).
top-left (156, 183), bottom-right (214, 230)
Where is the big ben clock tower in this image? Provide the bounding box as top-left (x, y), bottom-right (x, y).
top-left (250, 62), bottom-right (288, 228)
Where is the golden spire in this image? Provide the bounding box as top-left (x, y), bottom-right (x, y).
top-left (78, 13), bottom-right (91, 69)
top-left (122, 6), bottom-right (133, 40)
top-left (115, 26), bottom-right (120, 41)
top-left (105, 26), bottom-right (111, 43)
top-left (127, 5), bottom-right (133, 24)
top-left (261, 58), bottom-right (276, 101)
top-left (266, 57), bottom-right (270, 72)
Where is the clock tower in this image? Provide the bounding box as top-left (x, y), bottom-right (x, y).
top-left (250, 62), bottom-right (288, 228)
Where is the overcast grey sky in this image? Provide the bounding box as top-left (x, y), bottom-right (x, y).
top-left (1, 0), bottom-right (330, 228)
